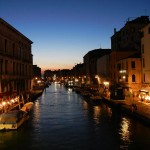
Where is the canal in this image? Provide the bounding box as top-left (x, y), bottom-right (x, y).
top-left (0, 83), bottom-right (150, 150)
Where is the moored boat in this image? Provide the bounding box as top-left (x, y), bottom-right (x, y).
top-left (0, 110), bottom-right (29, 131)
top-left (21, 102), bottom-right (33, 112)
top-left (90, 95), bottom-right (102, 103)
top-left (81, 91), bottom-right (92, 98)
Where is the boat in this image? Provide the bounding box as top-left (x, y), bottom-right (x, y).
top-left (90, 95), bottom-right (102, 103)
top-left (30, 89), bottom-right (43, 101)
top-left (0, 110), bottom-right (29, 130)
top-left (81, 91), bottom-right (92, 98)
top-left (21, 102), bottom-right (34, 112)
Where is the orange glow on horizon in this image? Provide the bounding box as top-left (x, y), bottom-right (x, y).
top-left (40, 65), bottom-right (73, 73)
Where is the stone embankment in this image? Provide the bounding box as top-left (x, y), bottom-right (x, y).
top-left (73, 86), bottom-right (150, 125)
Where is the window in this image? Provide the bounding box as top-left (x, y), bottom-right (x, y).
top-left (122, 62), bottom-right (124, 70)
top-left (16, 63), bottom-right (19, 75)
top-left (144, 73), bottom-right (145, 82)
top-left (131, 61), bottom-right (135, 69)
top-left (132, 74), bottom-right (136, 82)
top-left (126, 61), bottom-right (128, 70)
top-left (13, 62), bottom-right (15, 75)
top-left (140, 31), bottom-right (144, 38)
top-left (148, 27), bottom-right (150, 34)
top-left (142, 44), bottom-right (144, 53)
top-left (13, 43), bottom-right (15, 57)
top-left (4, 39), bottom-right (7, 52)
top-left (5, 60), bottom-right (8, 74)
top-left (117, 63), bottom-right (121, 70)
top-left (143, 58), bottom-right (145, 68)
top-left (0, 59), bottom-right (3, 75)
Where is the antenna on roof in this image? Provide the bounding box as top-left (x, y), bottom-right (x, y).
top-left (100, 43), bottom-right (101, 49)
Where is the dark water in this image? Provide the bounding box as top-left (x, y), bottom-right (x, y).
top-left (0, 84), bottom-right (150, 150)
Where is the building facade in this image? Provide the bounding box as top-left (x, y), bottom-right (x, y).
top-left (116, 54), bottom-right (142, 97)
top-left (110, 16), bottom-right (150, 82)
top-left (97, 51), bottom-right (111, 83)
top-left (137, 23), bottom-right (150, 100)
top-left (0, 18), bottom-right (33, 99)
top-left (83, 48), bottom-right (111, 85)
top-left (141, 23), bottom-right (150, 84)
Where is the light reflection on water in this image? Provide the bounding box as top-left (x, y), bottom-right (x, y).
top-left (0, 84), bottom-right (150, 150)
top-left (120, 117), bottom-right (131, 141)
top-left (93, 106), bottom-right (101, 125)
top-left (119, 117), bottom-right (132, 149)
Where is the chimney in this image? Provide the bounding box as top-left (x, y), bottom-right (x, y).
top-left (114, 28), bottom-right (116, 34)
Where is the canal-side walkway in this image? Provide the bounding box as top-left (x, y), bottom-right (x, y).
top-left (102, 97), bottom-right (150, 125)
top-left (74, 86), bottom-right (150, 126)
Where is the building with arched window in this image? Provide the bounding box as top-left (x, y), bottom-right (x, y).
top-left (116, 53), bottom-right (142, 98)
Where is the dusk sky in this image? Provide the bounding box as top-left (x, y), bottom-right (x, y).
top-left (0, 0), bottom-right (150, 71)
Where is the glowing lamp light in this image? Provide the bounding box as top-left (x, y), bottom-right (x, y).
top-left (37, 80), bottom-right (41, 83)
top-left (119, 70), bottom-right (126, 73)
top-left (95, 75), bottom-right (99, 78)
top-left (2, 101), bottom-right (6, 106)
top-left (75, 79), bottom-right (79, 82)
top-left (11, 99), bottom-right (15, 103)
top-left (122, 76), bottom-right (126, 79)
top-left (145, 95), bottom-right (150, 101)
top-left (103, 82), bottom-right (109, 86)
